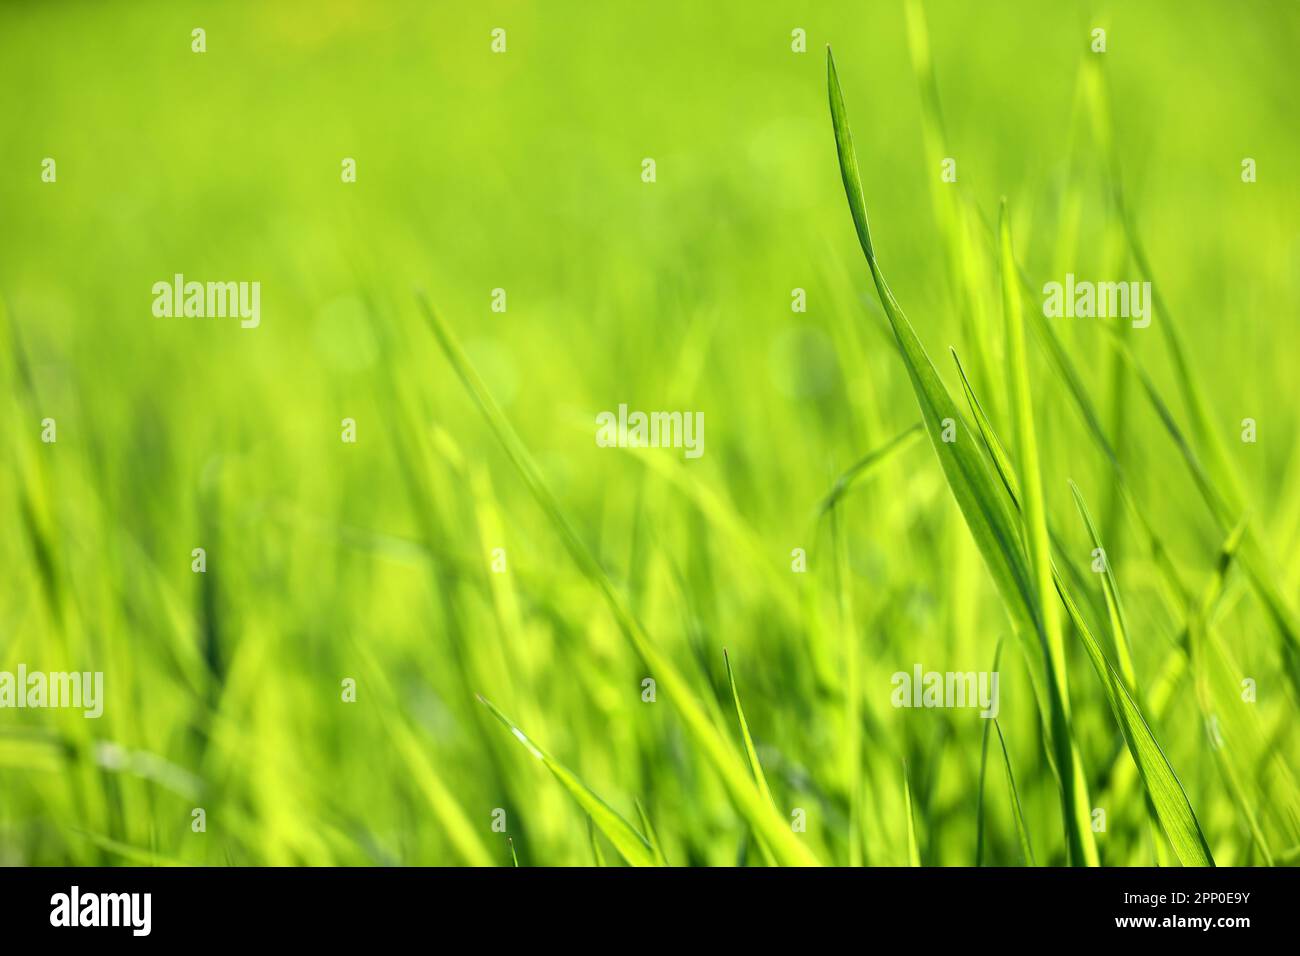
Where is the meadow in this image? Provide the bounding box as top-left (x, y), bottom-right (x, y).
top-left (1, 0), bottom-right (1298, 867)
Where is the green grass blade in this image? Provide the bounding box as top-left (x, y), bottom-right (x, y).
top-left (356, 642), bottom-right (495, 867)
top-left (723, 648), bottom-right (779, 867)
top-left (953, 339), bottom-right (1220, 866)
top-left (635, 799), bottom-right (671, 866)
top-left (1053, 578), bottom-right (1216, 866)
top-left (993, 721), bottom-right (1037, 865)
top-left (830, 506), bottom-right (864, 867)
top-left (587, 816), bottom-right (608, 867)
top-left (1084, 64), bottom-right (1300, 689)
top-left (952, 348), bottom-right (1020, 507)
top-left (903, 762), bottom-right (921, 866)
top-left (1109, 331), bottom-right (1300, 677)
top-left (974, 638), bottom-right (1003, 867)
top-left (826, 47), bottom-right (1035, 637)
top-left (477, 695), bottom-right (659, 867)
top-left (1068, 480), bottom-right (1138, 692)
top-left (815, 422), bottom-right (924, 519)
top-left (954, 273), bottom-right (1212, 865)
top-left (999, 201), bottom-right (1098, 867)
top-left (420, 295), bottom-right (820, 867)
top-left (829, 47), bottom-right (1099, 865)
top-left (902, 0), bottom-right (1001, 420)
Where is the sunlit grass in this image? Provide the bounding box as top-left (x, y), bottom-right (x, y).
top-left (1, 0), bottom-right (1297, 867)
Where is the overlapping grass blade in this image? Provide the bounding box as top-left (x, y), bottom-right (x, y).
top-left (420, 294), bottom-right (820, 866)
top-left (953, 335), bottom-right (1217, 865)
top-left (826, 48), bottom-right (1035, 637)
top-left (902, 0), bottom-right (1001, 421)
top-left (723, 648), bottom-right (779, 866)
top-left (975, 639), bottom-right (1003, 866)
top-left (587, 816), bottom-right (608, 867)
top-left (993, 721), bottom-right (1036, 865)
top-left (1053, 580), bottom-right (1215, 865)
top-left (477, 695), bottom-right (659, 867)
top-left (815, 423), bottom-right (923, 519)
top-left (953, 314), bottom-right (1215, 865)
top-left (1082, 61), bottom-right (1300, 689)
top-left (635, 799), bottom-right (671, 866)
top-left (998, 202), bottom-right (1099, 866)
top-left (829, 48), bottom-right (1099, 865)
top-left (1068, 481), bottom-right (1138, 692)
top-left (355, 642), bottom-right (495, 867)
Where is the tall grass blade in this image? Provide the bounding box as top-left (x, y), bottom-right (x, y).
top-left (998, 201), bottom-right (1098, 866)
top-left (723, 649), bottom-right (779, 866)
top-left (993, 721), bottom-right (1036, 865)
top-left (1068, 481), bottom-right (1138, 692)
top-left (828, 49), bottom-right (1099, 864)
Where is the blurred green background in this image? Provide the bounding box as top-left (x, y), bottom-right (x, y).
top-left (2, 0), bottom-right (1298, 866)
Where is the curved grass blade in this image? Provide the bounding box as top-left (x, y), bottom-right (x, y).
top-left (1054, 577), bottom-right (1216, 866)
top-left (827, 47), bottom-right (1036, 637)
top-left (421, 294), bottom-right (820, 867)
top-left (1082, 64), bottom-right (1300, 691)
top-left (993, 721), bottom-right (1036, 865)
top-left (998, 201), bottom-right (1098, 867)
top-left (1068, 480), bottom-right (1138, 692)
top-left (952, 309), bottom-right (1213, 865)
top-left (477, 695), bottom-right (659, 867)
top-left (635, 799), bottom-right (670, 866)
top-left (903, 762), bottom-right (921, 866)
top-left (815, 422), bottom-right (924, 519)
top-left (902, 0), bottom-right (1001, 420)
top-left (355, 642), bottom-right (495, 867)
top-left (587, 816), bottom-right (607, 867)
top-left (974, 639), bottom-right (1003, 867)
top-left (723, 648), bottom-right (779, 867)
top-left (829, 46), bottom-right (1097, 864)
top-left (1107, 329), bottom-right (1300, 688)
top-left (508, 837), bottom-right (519, 867)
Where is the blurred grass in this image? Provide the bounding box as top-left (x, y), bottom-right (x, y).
top-left (1, 0), bottom-right (1298, 866)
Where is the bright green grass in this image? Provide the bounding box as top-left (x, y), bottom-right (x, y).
top-left (2, 0), bottom-right (1298, 866)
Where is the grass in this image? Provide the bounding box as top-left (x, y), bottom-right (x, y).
top-left (2, 1), bottom-right (1298, 867)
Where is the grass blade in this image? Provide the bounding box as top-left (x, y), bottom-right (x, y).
top-left (993, 721), bottom-right (1036, 865)
top-left (477, 695), bottom-right (659, 867)
top-left (974, 639), bottom-right (1003, 867)
top-left (815, 422), bottom-right (924, 519)
top-left (1068, 480), bottom-right (1138, 692)
top-left (635, 799), bottom-right (671, 866)
top-left (903, 762), bottom-right (921, 866)
top-left (587, 816), bottom-right (608, 867)
top-left (998, 201), bottom-right (1098, 866)
top-left (723, 648), bottom-right (779, 866)
top-left (826, 47), bottom-right (1035, 637)
top-left (1053, 579), bottom-right (1216, 866)
top-left (829, 47), bottom-right (1095, 864)
top-left (420, 295), bottom-right (820, 866)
